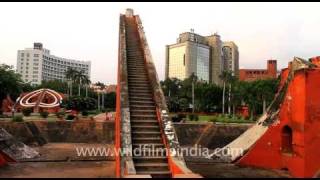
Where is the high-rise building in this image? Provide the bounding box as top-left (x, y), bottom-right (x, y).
top-left (17, 43), bottom-right (91, 85)
top-left (222, 41), bottom-right (239, 76)
top-left (165, 31), bottom-right (239, 85)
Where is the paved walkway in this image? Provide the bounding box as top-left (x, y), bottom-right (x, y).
top-left (0, 143), bottom-right (115, 178)
top-left (93, 113), bottom-right (115, 122)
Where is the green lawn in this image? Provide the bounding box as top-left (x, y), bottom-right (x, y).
top-left (170, 113), bottom-right (256, 124)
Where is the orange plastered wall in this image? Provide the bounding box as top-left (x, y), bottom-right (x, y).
top-left (238, 68), bottom-right (320, 177)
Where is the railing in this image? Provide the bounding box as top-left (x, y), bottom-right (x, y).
top-left (116, 14), bottom-right (136, 178)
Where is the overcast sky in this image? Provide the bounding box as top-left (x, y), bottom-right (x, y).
top-left (0, 2), bottom-right (319, 84)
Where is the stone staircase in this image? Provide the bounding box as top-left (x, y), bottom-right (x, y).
top-left (125, 17), bottom-right (171, 178)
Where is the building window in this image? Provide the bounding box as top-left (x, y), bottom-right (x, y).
top-left (183, 54), bottom-right (185, 66)
top-left (34, 54), bottom-right (39, 57)
top-left (21, 53), bottom-right (24, 57)
top-left (26, 53), bottom-right (30, 57)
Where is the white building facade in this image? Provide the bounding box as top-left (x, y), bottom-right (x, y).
top-left (17, 43), bottom-right (91, 85)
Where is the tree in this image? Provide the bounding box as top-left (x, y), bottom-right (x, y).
top-left (61, 96), bottom-right (97, 112)
top-left (95, 82), bottom-right (106, 110)
top-left (74, 69), bottom-right (90, 97)
top-left (65, 68), bottom-right (77, 96)
top-left (38, 80), bottom-right (68, 94)
top-left (219, 70), bottom-right (233, 114)
top-left (0, 64), bottom-right (24, 105)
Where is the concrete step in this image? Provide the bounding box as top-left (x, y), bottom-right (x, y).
top-left (128, 75), bottom-right (148, 79)
top-left (128, 92), bottom-right (153, 98)
top-left (135, 163), bottom-right (169, 172)
top-left (128, 82), bottom-right (150, 87)
top-left (133, 156), bottom-right (168, 164)
top-left (129, 100), bottom-right (154, 106)
top-left (131, 125), bottom-right (160, 132)
top-left (130, 104), bottom-right (155, 110)
top-left (132, 137), bottom-right (162, 144)
top-left (136, 171), bottom-right (171, 178)
top-left (127, 77), bottom-right (149, 81)
top-left (128, 86), bottom-right (151, 90)
top-left (131, 114), bottom-right (157, 119)
top-left (128, 79), bottom-right (149, 83)
top-left (129, 89), bottom-right (152, 94)
top-left (131, 120), bottom-right (159, 127)
top-left (132, 143), bottom-right (165, 149)
top-left (130, 110), bottom-right (156, 116)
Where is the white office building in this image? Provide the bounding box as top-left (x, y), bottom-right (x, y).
top-left (17, 43), bottom-right (91, 85)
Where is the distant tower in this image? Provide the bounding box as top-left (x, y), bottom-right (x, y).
top-left (267, 60), bottom-right (277, 78)
top-left (125, 8), bottom-right (134, 17)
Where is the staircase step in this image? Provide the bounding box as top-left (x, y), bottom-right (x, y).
top-left (128, 77), bottom-right (149, 81)
top-left (133, 137), bottom-right (162, 144)
top-left (129, 89), bottom-right (151, 93)
top-left (132, 143), bottom-right (165, 149)
top-left (132, 131), bottom-right (160, 135)
top-left (131, 114), bottom-right (157, 118)
top-left (129, 100), bottom-right (154, 106)
top-left (131, 120), bottom-right (159, 127)
top-left (128, 84), bottom-right (150, 89)
top-left (131, 125), bottom-right (160, 131)
top-left (130, 104), bottom-right (155, 110)
top-left (136, 171), bottom-right (171, 178)
top-left (135, 163), bottom-right (169, 172)
top-left (133, 156), bottom-right (168, 163)
top-left (128, 80), bottom-right (149, 84)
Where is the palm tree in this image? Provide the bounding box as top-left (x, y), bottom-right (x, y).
top-left (82, 77), bottom-right (91, 97)
top-left (95, 82), bottom-right (105, 110)
top-left (65, 68), bottom-right (77, 96)
top-left (74, 69), bottom-right (90, 97)
top-left (219, 70), bottom-right (233, 115)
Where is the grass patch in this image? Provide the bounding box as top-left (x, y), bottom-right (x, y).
top-left (170, 113), bottom-right (256, 124)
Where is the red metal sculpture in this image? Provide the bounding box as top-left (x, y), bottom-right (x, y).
top-left (16, 88), bottom-right (64, 113)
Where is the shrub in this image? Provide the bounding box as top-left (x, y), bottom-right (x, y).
top-left (171, 115), bottom-right (180, 122)
top-left (194, 114), bottom-right (199, 121)
top-left (56, 111), bottom-right (65, 118)
top-left (188, 114), bottom-right (199, 121)
top-left (61, 96), bottom-right (97, 112)
top-left (177, 113), bottom-right (186, 121)
top-left (40, 111), bottom-right (49, 118)
top-left (12, 115), bottom-right (24, 122)
top-left (22, 108), bottom-right (33, 117)
top-left (188, 114), bottom-right (195, 121)
top-left (81, 111), bottom-right (89, 116)
top-left (66, 114), bottom-right (75, 120)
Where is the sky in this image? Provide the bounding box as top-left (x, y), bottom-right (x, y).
top-left (0, 2), bottom-right (320, 84)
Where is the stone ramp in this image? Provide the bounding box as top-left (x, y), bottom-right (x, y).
top-left (0, 128), bottom-right (39, 161)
